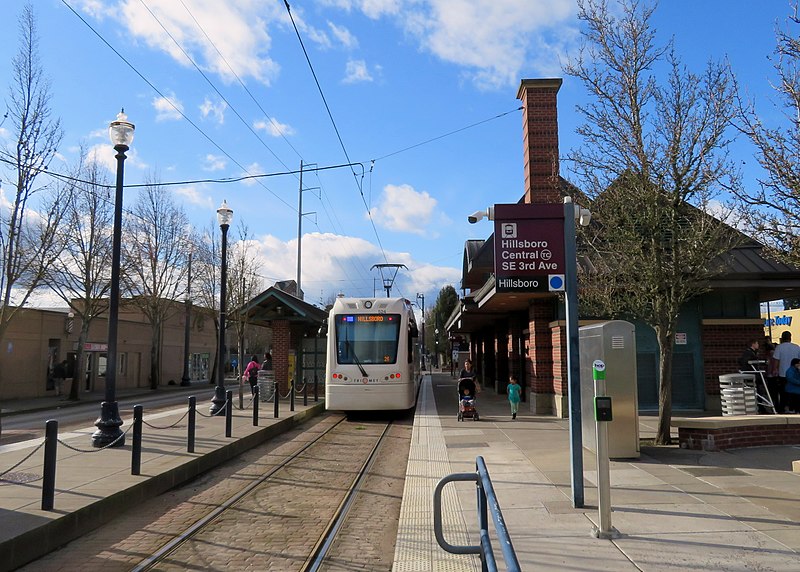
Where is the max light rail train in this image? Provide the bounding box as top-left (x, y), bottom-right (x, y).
top-left (325, 297), bottom-right (420, 411)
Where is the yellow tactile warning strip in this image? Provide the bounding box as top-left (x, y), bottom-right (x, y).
top-left (392, 376), bottom-right (479, 572)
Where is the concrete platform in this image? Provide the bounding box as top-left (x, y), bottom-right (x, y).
top-left (393, 373), bottom-right (800, 571)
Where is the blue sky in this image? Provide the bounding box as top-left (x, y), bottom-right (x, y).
top-left (0, 1), bottom-right (795, 310)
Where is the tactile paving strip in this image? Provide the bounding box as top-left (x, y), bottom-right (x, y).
top-left (392, 376), bottom-right (479, 572)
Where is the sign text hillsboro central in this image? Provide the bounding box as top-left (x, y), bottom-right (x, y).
top-left (493, 203), bottom-right (566, 293)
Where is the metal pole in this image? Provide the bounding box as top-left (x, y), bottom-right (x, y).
top-left (274, 383), bottom-right (280, 418)
top-left (303, 379), bottom-right (308, 406)
top-left (225, 389), bottom-right (233, 437)
top-left (92, 144), bottom-right (127, 447)
top-left (591, 360), bottom-right (618, 539)
top-left (41, 419), bottom-right (58, 511)
top-left (290, 378), bottom-right (295, 411)
top-left (132, 404), bottom-right (143, 475)
top-left (564, 198), bottom-right (584, 507)
top-left (210, 222), bottom-right (230, 415)
top-left (297, 159), bottom-right (304, 293)
top-left (181, 253), bottom-right (192, 386)
top-left (187, 396), bottom-right (196, 453)
top-left (253, 384), bottom-right (259, 426)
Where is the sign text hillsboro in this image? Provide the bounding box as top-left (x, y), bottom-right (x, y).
top-left (493, 203), bottom-right (566, 293)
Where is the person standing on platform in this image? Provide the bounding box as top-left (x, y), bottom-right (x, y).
top-left (52, 360), bottom-right (67, 398)
top-left (784, 358), bottom-right (800, 413)
top-left (737, 338), bottom-right (760, 372)
top-left (243, 355), bottom-right (260, 395)
top-left (459, 359), bottom-right (479, 392)
top-left (507, 375), bottom-right (522, 419)
top-left (772, 331), bottom-right (800, 413)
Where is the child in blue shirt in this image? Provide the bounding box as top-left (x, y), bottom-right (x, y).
top-left (508, 375), bottom-right (522, 419)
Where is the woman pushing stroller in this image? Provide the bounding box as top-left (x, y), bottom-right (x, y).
top-left (457, 359), bottom-right (480, 421)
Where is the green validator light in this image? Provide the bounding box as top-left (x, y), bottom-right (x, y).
top-left (592, 360), bottom-right (612, 421)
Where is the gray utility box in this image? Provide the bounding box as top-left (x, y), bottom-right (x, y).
top-left (579, 320), bottom-right (640, 459)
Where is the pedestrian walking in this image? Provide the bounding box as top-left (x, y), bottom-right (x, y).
top-left (771, 331), bottom-right (800, 413)
top-left (507, 375), bottom-right (522, 419)
top-left (52, 360), bottom-right (67, 398)
top-left (243, 355), bottom-right (260, 395)
top-left (785, 358), bottom-right (800, 413)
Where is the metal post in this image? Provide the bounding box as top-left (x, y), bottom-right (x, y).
top-left (290, 379), bottom-right (295, 412)
top-left (303, 379), bottom-right (308, 406)
top-left (132, 405), bottom-right (143, 475)
top-left (564, 198), bottom-right (584, 508)
top-left (591, 360), bottom-right (618, 539)
top-left (187, 396), bottom-right (196, 453)
top-left (92, 143), bottom-right (128, 448)
top-left (225, 389), bottom-right (233, 437)
top-left (253, 384), bottom-right (259, 426)
top-left (274, 383), bottom-right (280, 418)
top-left (211, 206), bottom-right (231, 415)
top-left (41, 419), bottom-right (58, 511)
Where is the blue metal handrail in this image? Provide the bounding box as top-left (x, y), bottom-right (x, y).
top-left (433, 456), bottom-right (521, 572)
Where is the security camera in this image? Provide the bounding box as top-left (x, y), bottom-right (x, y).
top-left (468, 210), bottom-right (485, 224)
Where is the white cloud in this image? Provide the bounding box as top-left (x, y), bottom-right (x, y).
top-left (343, 59), bottom-right (373, 83)
top-left (328, 21), bottom-right (358, 49)
top-left (331, 0), bottom-right (576, 88)
top-left (152, 93), bottom-right (184, 122)
top-left (254, 117), bottom-right (296, 137)
top-left (106, 0), bottom-right (281, 86)
top-left (174, 185), bottom-right (214, 209)
top-left (0, 126), bottom-right (9, 141)
top-left (200, 97), bottom-right (227, 124)
top-left (247, 230), bottom-right (458, 303)
top-left (203, 154), bottom-right (227, 171)
top-left (87, 143), bottom-right (146, 175)
top-left (370, 183), bottom-right (437, 235)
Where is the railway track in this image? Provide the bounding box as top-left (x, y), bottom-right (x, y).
top-left (132, 414), bottom-right (398, 572)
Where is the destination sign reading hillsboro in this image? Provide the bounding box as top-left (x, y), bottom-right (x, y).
top-left (493, 203), bottom-right (566, 293)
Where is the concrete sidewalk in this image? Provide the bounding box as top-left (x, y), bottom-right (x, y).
top-left (395, 373), bottom-right (800, 571)
top-left (0, 388), bottom-right (324, 572)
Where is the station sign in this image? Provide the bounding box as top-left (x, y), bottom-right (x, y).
top-left (493, 203), bottom-right (565, 293)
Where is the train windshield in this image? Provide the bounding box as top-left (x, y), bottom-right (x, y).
top-left (335, 314), bottom-right (401, 365)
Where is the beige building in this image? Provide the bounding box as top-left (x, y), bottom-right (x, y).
top-left (0, 302), bottom-right (219, 400)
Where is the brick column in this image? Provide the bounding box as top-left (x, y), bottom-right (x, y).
top-left (272, 319), bottom-right (290, 394)
top-left (528, 299), bottom-right (557, 414)
top-left (516, 78), bottom-right (563, 205)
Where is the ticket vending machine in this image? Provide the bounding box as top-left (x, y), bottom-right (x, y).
top-left (579, 320), bottom-right (640, 459)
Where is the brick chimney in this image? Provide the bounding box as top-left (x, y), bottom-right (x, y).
top-left (516, 78), bottom-right (562, 204)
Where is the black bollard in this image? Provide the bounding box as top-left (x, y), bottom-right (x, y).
top-left (314, 374), bottom-right (319, 402)
top-left (253, 385), bottom-right (259, 426)
top-left (188, 396), bottom-right (196, 453)
top-left (303, 380), bottom-right (308, 406)
top-left (132, 405), bottom-right (143, 475)
top-left (274, 383), bottom-right (280, 418)
top-left (41, 419), bottom-right (58, 511)
top-left (290, 379), bottom-right (295, 412)
top-left (225, 390), bottom-right (233, 437)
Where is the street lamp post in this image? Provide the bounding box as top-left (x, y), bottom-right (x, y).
top-left (416, 293), bottom-right (425, 370)
top-left (210, 201), bottom-right (233, 415)
top-left (92, 110), bottom-right (134, 448)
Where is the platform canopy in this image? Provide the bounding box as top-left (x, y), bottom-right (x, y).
top-left (238, 285), bottom-right (327, 336)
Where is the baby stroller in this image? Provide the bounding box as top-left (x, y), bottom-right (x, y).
top-left (457, 377), bottom-right (479, 421)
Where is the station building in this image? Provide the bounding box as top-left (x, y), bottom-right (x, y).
top-left (446, 78), bottom-right (800, 416)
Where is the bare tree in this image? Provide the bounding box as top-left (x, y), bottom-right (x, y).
top-left (122, 177), bottom-right (191, 389)
top-left (228, 222), bottom-right (265, 382)
top-left (735, 4), bottom-right (800, 266)
top-left (42, 148), bottom-right (114, 401)
top-left (0, 4), bottom-right (65, 434)
top-left (192, 220), bottom-right (221, 383)
top-left (565, 0), bottom-right (743, 444)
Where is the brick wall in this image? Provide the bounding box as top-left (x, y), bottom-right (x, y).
top-left (679, 423), bottom-right (800, 450)
top-left (702, 322), bottom-right (765, 395)
top-left (528, 300), bottom-right (555, 394)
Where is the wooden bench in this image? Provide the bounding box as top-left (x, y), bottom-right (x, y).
top-left (671, 415), bottom-right (800, 451)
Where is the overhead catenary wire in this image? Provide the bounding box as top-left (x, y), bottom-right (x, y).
top-left (59, 0), bottom-right (295, 212)
top-left (282, 0), bottom-right (389, 265)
